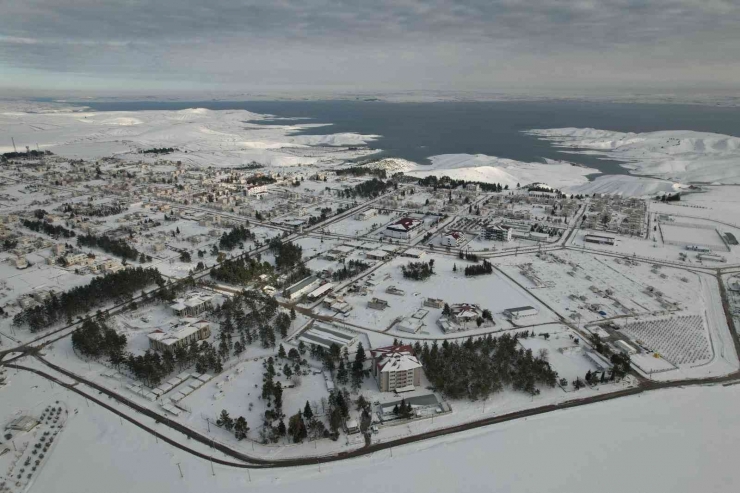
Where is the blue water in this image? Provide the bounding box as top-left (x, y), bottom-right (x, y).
top-left (80, 100), bottom-right (740, 176)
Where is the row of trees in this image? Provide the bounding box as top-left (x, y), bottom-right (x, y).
top-left (219, 225), bottom-right (255, 250)
top-left (416, 333), bottom-right (558, 400)
top-left (77, 233), bottom-right (141, 261)
top-left (13, 267), bottom-right (164, 332)
top-left (334, 166), bottom-right (387, 179)
top-left (401, 261), bottom-right (434, 281)
top-left (22, 219), bottom-right (76, 239)
top-left (418, 175), bottom-right (508, 192)
top-left (310, 342), bottom-right (368, 391)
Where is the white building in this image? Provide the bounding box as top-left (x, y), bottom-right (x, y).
top-left (384, 217), bottom-right (424, 240)
top-left (442, 230), bottom-right (464, 247)
top-left (245, 184), bottom-right (268, 195)
top-left (148, 319), bottom-right (212, 352)
top-left (171, 295), bottom-right (213, 317)
top-left (355, 208), bottom-right (378, 220)
top-left (370, 345), bottom-right (423, 392)
top-left (396, 317), bottom-right (424, 334)
top-left (503, 306), bottom-right (539, 319)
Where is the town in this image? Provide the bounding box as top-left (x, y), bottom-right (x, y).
top-left (1, 124), bottom-right (740, 492)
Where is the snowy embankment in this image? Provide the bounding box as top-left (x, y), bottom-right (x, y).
top-left (370, 155), bottom-right (600, 190)
top-left (527, 128), bottom-right (740, 184)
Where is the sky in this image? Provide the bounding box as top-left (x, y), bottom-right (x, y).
top-left (1, 0), bottom-right (739, 97)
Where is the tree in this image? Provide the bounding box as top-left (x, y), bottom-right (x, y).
top-left (278, 344), bottom-right (287, 359)
top-left (442, 303), bottom-right (451, 316)
top-left (337, 360), bottom-right (349, 385)
top-left (233, 416), bottom-right (249, 440)
top-left (303, 401), bottom-right (314, 420)
top-left (290, 307), bottom-right (296, 321)
top-left (216, 410), bottom-right (234, 431)
top-left (179, 251), bottom-right (191, 262)
top-left (453, 263), bottom-right (457, 272)
top-left (288, 411), bottom-right (307, 443)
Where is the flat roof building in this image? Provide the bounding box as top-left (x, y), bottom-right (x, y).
top-left (503, 306), bottom-right (539, 319)
top-left (584, 234), bottom-right (615, 246)
top-left (283, 275), bottom-right (321, 301)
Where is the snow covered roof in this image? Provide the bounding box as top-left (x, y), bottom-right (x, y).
top-left (371, 345), bottom-right (422, 373)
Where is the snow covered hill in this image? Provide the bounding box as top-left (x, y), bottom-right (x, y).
top-left (527, 128), bottom-right (740, 184)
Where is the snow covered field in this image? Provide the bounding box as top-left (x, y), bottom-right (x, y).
top-left (10, 365), bottom-right (740, 493)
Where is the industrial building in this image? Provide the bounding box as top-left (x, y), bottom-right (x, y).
top-left (282, 275), bottom-right (321, 301)
top-left (584, 234), bottom-right (615, 246)
top-left (503, 306), bottom-right (539, 319)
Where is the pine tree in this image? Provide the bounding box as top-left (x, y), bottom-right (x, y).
top-left (290, 307), bottom-right (296, 321)
top-left (278, 344), bottom-right (287, 359)
top-left (217, 409), bottom-right (234, 431)
top-left (303, 400), bottom-right (313, 420)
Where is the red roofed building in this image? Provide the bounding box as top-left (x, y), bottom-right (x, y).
top-left (370, 345), bottom-right (423, 392)
top-left (384, 217), bottom-right (424, 240)
top-left (442, 230), bottom-right (465, 247)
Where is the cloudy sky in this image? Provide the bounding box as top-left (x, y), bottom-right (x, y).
top-left (1, 0), bottom-right (738, 96)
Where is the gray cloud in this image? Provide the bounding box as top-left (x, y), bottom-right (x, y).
top-left (1, 0), bottom-right (739, 93)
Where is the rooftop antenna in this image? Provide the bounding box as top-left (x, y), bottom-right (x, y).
top-left (11, 137), bottom-right (17, 153)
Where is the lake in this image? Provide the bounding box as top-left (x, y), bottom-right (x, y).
top-left (81, 100), bottom-right (740, 176)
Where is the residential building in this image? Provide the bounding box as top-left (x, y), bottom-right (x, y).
top-left (370, 345), bottom-right (423, 392)
top-left (485, 225), bottom-right (512, 242)
top-left (368, 297), bottom-right (390, 310)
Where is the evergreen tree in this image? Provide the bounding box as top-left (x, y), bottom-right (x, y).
top-left (303, 401), bottom-right (314, 420)
top-left (216, 410), bottom-right (234, 431)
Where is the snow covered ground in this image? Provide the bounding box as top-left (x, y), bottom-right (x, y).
top-left (11, 364), bottom-right (740, 493)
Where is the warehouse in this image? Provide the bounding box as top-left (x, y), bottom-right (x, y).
top-left (584, 234), bottom-right (615, 246)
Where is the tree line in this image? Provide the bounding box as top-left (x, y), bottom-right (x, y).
top-left (22, 219), bottom-right (76, 239)
top-left (418, 175), bottom-right (508, 192)
top-left (77, 233), bottom-right (141, 261)
top-left (332, 259), bottom-right (371, 281)
top-left (13, 267), bottom-right (164, 332)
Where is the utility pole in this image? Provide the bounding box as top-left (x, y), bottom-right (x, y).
top-left (11, 137), bottom-right (16, 153)
top-left (210, 456), bottom-right (215, 476)
top-left (176, 463), bottom-right (183, 478)
top-left (247, 469), bottom-right (252, 482)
